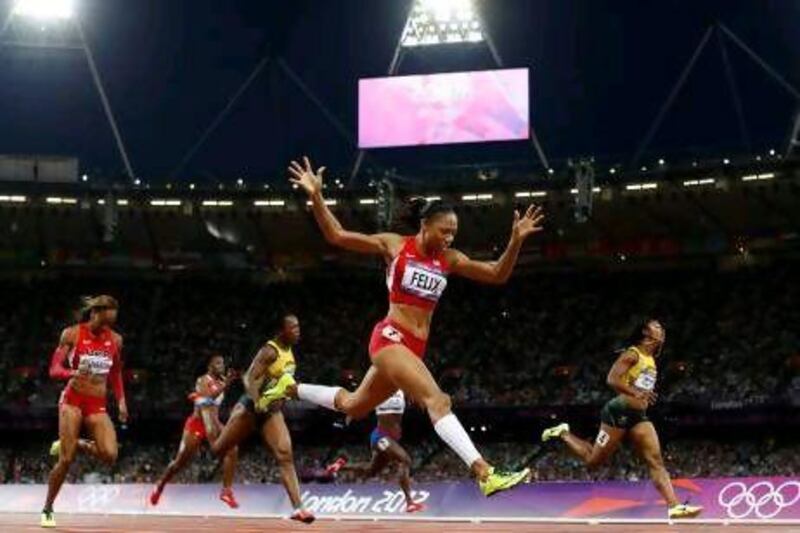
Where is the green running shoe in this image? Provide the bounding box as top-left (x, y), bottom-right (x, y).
top-left (479, 467), bottom-right (531, 497)
top-left (40, 509), bottom-right (56, 528)
top-left (256, 373), bottom-right (296, 412)
top-left (541, 423), bottom-right (570, 442)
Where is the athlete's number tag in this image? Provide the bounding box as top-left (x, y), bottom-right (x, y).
top-left (381, 326), bottom-right (403, 343)
top-left (376, 437), bottom-right (391, 452)
top-left (194, 396), bottom-right (215, 407)
top-left (401, 262), bottom-right (447, 301)
top-left (634, 370), bottom-right (657, 391)
top-left (596, 429), bottom-right (610, 447)
top-left (81, 354), bottom-right (113, 376)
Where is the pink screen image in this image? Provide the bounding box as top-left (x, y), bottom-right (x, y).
top-left (358, 68), bottom-right (529, 149)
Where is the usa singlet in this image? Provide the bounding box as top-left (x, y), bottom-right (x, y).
top-left (387, 237), bottom-right (450, 311)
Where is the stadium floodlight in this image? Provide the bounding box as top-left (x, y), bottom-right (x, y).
top-left (13, 0), bottom-right (74, 19)
top-left (401, 0), bottom-right (484, 47)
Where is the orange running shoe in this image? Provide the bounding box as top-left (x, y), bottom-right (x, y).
top-left (406, 501), bottom-right (427, 513)
top-left (219, 488), bottom-right (239, 509)
top-left (149, 487), bottom-right (162, 506)
top-left (290, 508), bottom-right (316, 524)
top-left (325, 456), bottom-right (348, 476)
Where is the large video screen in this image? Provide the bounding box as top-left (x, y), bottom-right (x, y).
top-left (358, 68), bottom-right (529, 149)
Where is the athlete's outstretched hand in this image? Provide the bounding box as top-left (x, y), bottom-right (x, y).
top-left (288, 156), bottom-right (326, 197)
top-left (511, 204), bottom-right (545, 242)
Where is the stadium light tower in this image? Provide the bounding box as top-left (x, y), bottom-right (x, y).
top-left (0, 0), bottom-right (136, 181)
top-left (350, 0), bottom-right (550, 184)
top-left (401, 0), bottom-right (484, 47)
top-left (13, 0), bottom-right (74, 19)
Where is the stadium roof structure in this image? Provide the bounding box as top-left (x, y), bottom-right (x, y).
top-left (0, 0), bottom-right (798, 186)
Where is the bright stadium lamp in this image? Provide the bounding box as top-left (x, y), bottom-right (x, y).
top-left (13, 0), bottom-right (74, 19)
top-left (1, 0), bottom-right (137, 181)
top-left (401, 0), bottom-right (485, 48)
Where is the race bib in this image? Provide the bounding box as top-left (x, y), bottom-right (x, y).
top-left (400, 262), bottom-right (447, 301)
top-left (80, 354), bottom-right (113, 376)
top-left (634, 370), bottom-right (657, 391)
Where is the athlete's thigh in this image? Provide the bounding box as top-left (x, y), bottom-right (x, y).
top-left (177, 431), bottom-right (201, 460)
top-left (628, 421), bottom-right (662, 460)
top-left (85, 412), bottom-right (117, 456)
top-left (588, 423), bottom-right (626, 464)
top-left (260, 410), bottom-right (292, 455)
top-left (342, 364), bottom-right (398, 419)
top-left (58, 404), bottom-right (83, 458)
top-left (372, 346), bottom-right (442, 404)
top-left (199, 408), bottom-right (220, 440)
top-left (213, 404), bottom-right (254, 455)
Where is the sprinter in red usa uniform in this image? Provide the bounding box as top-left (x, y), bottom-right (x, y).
top-left (149, 354), bottom-right (240, 509)
top-left (258, 157), bottom-right (544, 497)
top-left (41, 295), bottom-right (127, 528)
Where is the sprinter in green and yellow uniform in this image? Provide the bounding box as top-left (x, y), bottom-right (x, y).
top-left (210, 313), bottom-right (314, 524)
top-left (541, 319), bottom-right (703, 520)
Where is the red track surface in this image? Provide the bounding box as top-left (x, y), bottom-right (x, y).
top-left (3, 514), bottom-right (799, 533)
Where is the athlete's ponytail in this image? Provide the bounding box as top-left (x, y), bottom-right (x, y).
top-left (400, 197), bottom-right (455, 230)
top-left (77, 295), bottom-right (119, 322)
top-left (77, 296), bottom-right (94, 322)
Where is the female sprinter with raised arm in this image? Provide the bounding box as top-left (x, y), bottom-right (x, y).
top-left (260, 157), bottom-right (544, 496)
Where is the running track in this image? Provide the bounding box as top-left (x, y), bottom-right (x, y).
top-left (3, 514), bottom-right (799, 532)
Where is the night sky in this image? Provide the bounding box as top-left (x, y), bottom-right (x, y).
top-left (0, 0), bottom-right (798, 184)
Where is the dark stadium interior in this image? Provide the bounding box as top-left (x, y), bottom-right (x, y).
top-left (0, 0), bottom-right (798, 529)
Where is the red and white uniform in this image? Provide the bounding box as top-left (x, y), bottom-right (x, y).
top-left (51, 323), bottom-right (124, 417)
top-left (184, 374), bottom-right (225, 440)
top-left (369, 237), bottom-right (450, 359)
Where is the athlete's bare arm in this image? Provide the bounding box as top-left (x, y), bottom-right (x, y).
top-left (288, 156), bottom-right (403, 260)
top-left (242, 344), bottom-right (278, 402)
top-left (48, 326), bottom-right (78, 380)
top-left (109, 333), bottom-right (128, 423)
top-left (445, 205), bottom-right (544, 285)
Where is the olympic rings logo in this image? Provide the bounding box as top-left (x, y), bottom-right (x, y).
top-left (77, 485), bottom-right (121, 512)
top-left (717, 481), bottom-right (800, 519)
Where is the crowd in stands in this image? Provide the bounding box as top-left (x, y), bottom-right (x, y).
top-left (423, 438), bottom-right (800, 483)
top-left (2, 437), bottom-right (797, 485)
top-left (0, 261), bottom-right (798, 485)
top-left (1, 261), bottom-right (797, 412)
